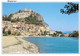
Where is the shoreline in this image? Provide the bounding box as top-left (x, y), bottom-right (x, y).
top-left (2, 35), bottom-right (78, 53)
top-left (2, 35), bottom-right (52, 53)
top-left (2, 36), bottom-right (40, 54)
top-left (15, 35), bottom-right (52, 38)
top-left (17, 37), bottom-right (40, 53)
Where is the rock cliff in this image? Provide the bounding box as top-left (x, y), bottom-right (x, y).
top-left (6, 8), bottom-right (48, 27)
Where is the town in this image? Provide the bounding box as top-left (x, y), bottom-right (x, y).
top-left (2, 8), bottom-right (58, 37)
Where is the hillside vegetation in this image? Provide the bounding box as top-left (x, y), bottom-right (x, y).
top-left (24, 16), bottom-right (43, 25)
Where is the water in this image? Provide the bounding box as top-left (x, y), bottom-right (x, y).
top-left (62, 31), bottom-right (73, 34)
top-left (24, 37), bottom-right (78, 53)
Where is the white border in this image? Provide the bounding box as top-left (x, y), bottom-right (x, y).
top-left (79, 2), bottom-right (80, 54)
top-left (1, 0), bottom-right (80, 2)
top-left (0, 0), bottom-right (80, 56)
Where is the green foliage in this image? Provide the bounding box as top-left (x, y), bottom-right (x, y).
top-left (55, 31), bottom-right (63, 34)
top-left (8, 14), bottom-right (13, 20)
top-left (11, 20), bottom-right (17, 22)
top-left (12, 32), bottom-right (20, 36)
top-left (44, 31), bottom-right (49, 35)
top-left (52, 33), bottom-right (57, 37)
top-left (41, 31), bottom-right (49, 35)
top-left (24, 16), bottom-right (43, 25)
top-left (69, 31), bottom-right (79, 37)
top-left (3, 32), bottom-right (8, 36)
top-left (8, 30), bottom-right (11, 35)
top-left (3, 30), bottom-right (11, 36)
top-left (60, 34), bottom-right (65, 37)
top-left (3, 28), bottom-right (5, 33)
top-left (3, 16), bottom-right (8, 21)
top-left (3, 14), bottom-right (13, 21)
top-left (49, 31), bottom-right (65, 37)
top-left (49, 33), bottom-right (56, 37)
top-left (60, 2), bottom-right (78, 15)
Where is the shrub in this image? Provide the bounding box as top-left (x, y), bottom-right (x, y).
top-left (3, 14), bottom-right (13, 21)
top-left (11, 19), bottom-right (17, 22)
top-left (55, 31), bottom-right (63, 34)
top-left (8, 30), bottom-right (11, 35)
top-left (24, 16), bottom-right (43, 25)
top-left (3, 32), bottom-right (8, 36)
top-left (8, 14), bottom-right (13, 20)
top-left (69, 31), bottom-right (79, 37)
top-left (60, 34), bottom-right (65, 37)
top-left (52, 33), bottom-right (57, 37)
top-left (43, 31), bottom-right (49, 35)
top-left (12, 32), bottom-right (20, 36)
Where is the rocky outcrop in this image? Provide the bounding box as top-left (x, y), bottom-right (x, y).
top-left (7, 8), bottom-right (48, 27)
top-left (35, 13), bottom-right (48, 26)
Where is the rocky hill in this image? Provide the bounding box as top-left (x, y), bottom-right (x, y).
top-left (3, 8), bottom-right (48, 27)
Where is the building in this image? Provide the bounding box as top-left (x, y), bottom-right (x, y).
top-left (3, 21), bottom-right (48, 36)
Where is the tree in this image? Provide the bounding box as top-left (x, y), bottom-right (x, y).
top-left (3, 28), bottom-right (5, 33)
top-left (55, 31), bottom-right (63, 34)
top-left (69, 31), bottom-right (79, 38)
top-left (44, 31), bottom-right (49, 35)
top-left (52, 33), bottom-right (56, 37)
top-left (7, 14), bottom-right (13, 21)
top-left (8, 30), bottom-right (11, 35)
top-left (60, 2), bottom-right (79, 15)
top-left (3, 32), bottom-right (8, 36)
top-left (3, 14), bottom-right (13, 21)
top-left (3, 15), bottom-right (8, 21)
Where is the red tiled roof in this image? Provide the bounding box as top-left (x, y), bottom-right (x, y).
top-left (39, 25), bottom-right (44, 27)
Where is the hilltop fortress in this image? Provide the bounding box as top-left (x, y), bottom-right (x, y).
top-left (11, 8), bottom-right (34, 19)
top-left (10, 8), bottom-right (48, 27)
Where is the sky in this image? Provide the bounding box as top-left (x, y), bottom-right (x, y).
top-left (2, 3), bottom-right (79, 32)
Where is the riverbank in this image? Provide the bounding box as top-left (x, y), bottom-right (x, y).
top-left (2, 36), bottom-right (39, 54)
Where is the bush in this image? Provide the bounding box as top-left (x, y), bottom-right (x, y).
top-left (3, 30), bottom-right (11, 36)
top-left (49, 31), bottom-right (64, 37)
top-left (11, 20), bottom-right (17, 22)
top-left (69, 31), bottom-right (79, 37)
top-left (55, 31), bottom-right (63, 34)
top-left (52, 33), bottom-right (57, 37)
top-left (60, 34), bottom-right (65, 37)
top-left (24, 16), bottom-right (43, 25)
top-left (12, 32), bottom-right (20, 36)
top-left (44, 31), bottom-right (49, 35)
top-left (8, 30), bottom-right (11, 35)
top-left (8, 14), bottom-right (13, 21)
top-left (3, 32), bottom-right (8, 36)
top-left (3, 14), bottom-right (13, 21)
